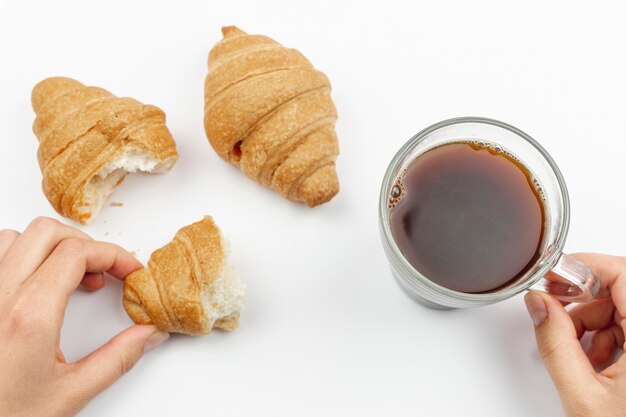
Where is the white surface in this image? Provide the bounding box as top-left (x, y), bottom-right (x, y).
top-left (1, 1), bottom-right (625, 416)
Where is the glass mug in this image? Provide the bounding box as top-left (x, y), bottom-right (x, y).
top-left (379, 117), bottom-right (601, 309)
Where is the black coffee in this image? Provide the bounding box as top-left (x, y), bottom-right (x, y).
top-left (389, 142), bottom-right (544, 293)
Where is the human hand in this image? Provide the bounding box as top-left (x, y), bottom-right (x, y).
top-left (0, 217), bottom-right (170, 417)
top-left (525, 253), bottom-right (626, 417)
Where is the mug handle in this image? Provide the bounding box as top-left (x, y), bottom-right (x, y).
top-left (532, 253), bottom-right (601, 303)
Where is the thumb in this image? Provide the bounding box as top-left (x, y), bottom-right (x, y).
top-left (68, 325), bottom-right (169, 402)
top-left (525, 291), bottom-right (594, 391)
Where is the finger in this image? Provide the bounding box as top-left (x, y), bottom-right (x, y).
top-left (0, 229), bottom-right (20, 263)
top-left (587, 324), bottom-right (625, 368)
top-left (572, 253), bottom-right (626, 335)
top-left (24, 238), bottom-right (142, 317)
top-left (0, 217), bottom-right (91, 291)
top-left (80, 272), bottom-right (105, 292)
top-left (525, 291), bottom-right (596, 394)
top-left (65, 325), bottom-right (169, 404)
top-left (569, 297), bottom-right (616, 339)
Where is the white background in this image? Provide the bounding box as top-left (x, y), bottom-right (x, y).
top-left (1, 1), bottom-right (625, 416)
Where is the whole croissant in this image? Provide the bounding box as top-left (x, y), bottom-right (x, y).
top-left (123, 216), bottom-right (245, 335)
top-left (204, 26), bottom-right (340, 207)
top-left (31, 77), bottom-right (178, 224)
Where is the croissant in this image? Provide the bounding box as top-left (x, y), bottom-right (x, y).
top-left (204, 26), bottom-right (340, 207)
top-left (31, 77), bottom-right (178, 224)
top-left (123, 216), bottom-right (245, 335)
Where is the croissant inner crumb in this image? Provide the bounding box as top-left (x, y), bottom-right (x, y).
top-left (201, 242), bottom-right (245, 325)
top-left (77, 147), bottom-right (176, 220)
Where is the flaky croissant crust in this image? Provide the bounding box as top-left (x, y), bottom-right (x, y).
top-left (204, 26), bottom-right (340, 207)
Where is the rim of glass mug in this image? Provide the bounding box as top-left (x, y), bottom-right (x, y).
top-left (379, 116), bottom-right (597, 308)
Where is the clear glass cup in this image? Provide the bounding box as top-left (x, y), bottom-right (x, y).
top-left (379, 117), bottom-right (600, 309)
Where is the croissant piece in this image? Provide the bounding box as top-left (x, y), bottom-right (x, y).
top-left (123, 216), bottom-right (245, 335)
top-left (204, 26), bottom-right (340, 207)
top-left (31, 77), bottom-right (178, 224)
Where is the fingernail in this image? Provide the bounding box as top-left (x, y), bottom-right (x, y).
top-left (525, 292), bottom-right (548, 327)
top-left (143, 331), bottom-right (170, 353)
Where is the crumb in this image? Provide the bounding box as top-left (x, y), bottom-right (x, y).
top-left (110, 202), bottom-right (124, 207)
top-left (129, 251), bottom-right (137, 256)
top-left (105, 232), bottom-right (109, 236)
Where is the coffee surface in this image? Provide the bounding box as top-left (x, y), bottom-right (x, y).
top-left (389, 142), bottom-right (544, 293)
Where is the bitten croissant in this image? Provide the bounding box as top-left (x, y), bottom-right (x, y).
top-left (123, 216), bottom-right (245, 336)
top-left (31, 77), bottom-right (178, 224)
top-left (204, 26), bottom-right (340, 207)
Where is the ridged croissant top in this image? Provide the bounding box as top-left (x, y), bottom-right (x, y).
top-left (204, 26), bottom-right (340, 207)
top-left (31, 77), bottom-right (178, 224)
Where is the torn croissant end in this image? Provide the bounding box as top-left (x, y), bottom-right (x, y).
top-left (204, 26), bottom-right (340, 207)
top-left (31, 76), bottom-right (178, 224)
top-left (123, 216), bottom-right (246, 336)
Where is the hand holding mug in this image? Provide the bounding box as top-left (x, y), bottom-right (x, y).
top-left (526, 253), bottom-right (626, 417)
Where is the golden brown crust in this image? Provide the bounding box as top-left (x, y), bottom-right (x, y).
top-left (31, 77), bottom-right (178, 224)
top-left (123, 216), bottom-right (240, 335)
top-left (204, 26), bottom-right (340, 206)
